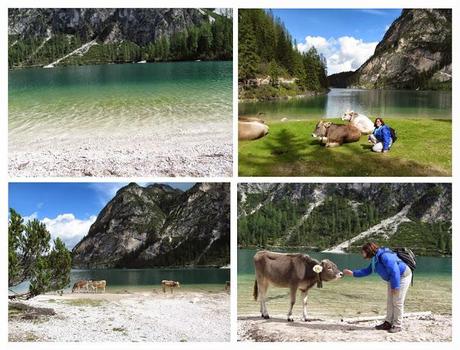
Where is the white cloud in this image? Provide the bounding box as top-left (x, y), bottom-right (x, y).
top-left (297, 35), bottom-right (378, 75)
top-left (23, 212), bottom-right (38, 223)
top-left (42, 214), bottom-right (97, 249)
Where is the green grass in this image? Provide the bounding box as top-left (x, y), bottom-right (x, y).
top-left (239, 119), bottom-right (451, 176)
top-left (238, 274), bottom-right (451, 318)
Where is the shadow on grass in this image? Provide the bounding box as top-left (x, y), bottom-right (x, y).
top-left (239, 133), bottom-right (450, 177)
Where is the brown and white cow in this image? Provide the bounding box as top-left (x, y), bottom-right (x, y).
top-left (89, 280), bottom-right (106, 293)
top-left (161, 280), bottom-right (180, 293)
top-left (253, 250), bottom-right (343, 322)
top-left (311, 120), bottom-right (361, 147)
top-left (238, 117), bottom-right (269, 141)
top-left (72, 280), bottom-right (90, 293)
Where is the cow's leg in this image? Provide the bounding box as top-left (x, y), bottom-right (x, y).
top-left (301, 290), bottom-right (309, 321)
top-left (287, 285), bottom-right (297, 322)
top-left (326, 142), bottom-right (340, 148)
top-left (258, 279), bottom-right (270, 319)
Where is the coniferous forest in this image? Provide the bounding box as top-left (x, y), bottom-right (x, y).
top-left (238, 9), bottom-right (328, 100)
top-left (9, 10), bottom-right (232, 68)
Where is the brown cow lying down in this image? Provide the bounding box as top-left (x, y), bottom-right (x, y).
top-left (311, 120), bottom-right (361, 147)
top-left (89, 280), bottom-right (106, 293)
top-left (253, 251), bottom-right (343, 322)
top-left (162, 280), bottom-right (180, 293)
top-left (238, 116), bottom-right (269, 141)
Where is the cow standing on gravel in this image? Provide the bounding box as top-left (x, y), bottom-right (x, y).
top-left (253, 251), bottom-right (343, 322)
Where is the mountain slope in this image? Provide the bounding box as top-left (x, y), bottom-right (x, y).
top-left (238, 183), bottom-right (451, 256)
top-left (72, 183), bottom-right (230, 268)
top-left (328, 9), bottom-right (452, 90)
top-left (8, 8), bottom-right (232, 68)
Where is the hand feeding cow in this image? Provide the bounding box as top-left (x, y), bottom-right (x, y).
top-left (342, 111), bottom-right (374, 134)
top-left (312, 120), bottom-right (361, 147)
top-left (253, 251), bottom-right (343, 322)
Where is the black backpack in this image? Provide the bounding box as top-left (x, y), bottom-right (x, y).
top-left (394, 247), bottom-right (416, 285)
top-left (389, 127), bottom-right (398, 143)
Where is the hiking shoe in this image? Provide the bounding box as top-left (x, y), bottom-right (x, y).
top-left (375, 321), bottom-right (392, 330)
top-left (388, 326), bottom-right (402, 333)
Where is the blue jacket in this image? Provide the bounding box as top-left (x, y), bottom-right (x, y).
top-left (353, 247), bottom-right (407, 289)
top-left (373, 125), bottom-right (392, 151)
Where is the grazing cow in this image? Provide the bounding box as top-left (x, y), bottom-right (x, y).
top-left (72, 280), bottom-right (90, 293)
top-left (238, 117), bottom-right (269, 141)
top-left (224, 281), bottom-right (230, 292)
top-left (253, 251), bottom-right (343, 322)
top-left (311, 120), bottom-right (361, 147)
top-left (342, 111), bottom-right (374, 134)
top-left (161, 280), bottom-right (180, 293)
top-left (89, 280), bottom-right (106, 293)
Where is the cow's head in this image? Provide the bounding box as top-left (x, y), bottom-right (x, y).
top-left (313, 259), bottom-right (343, 283)
top-left (342, 110), bottom-right (357, 121)
top-left (311, 121), bottom-right (332, 138)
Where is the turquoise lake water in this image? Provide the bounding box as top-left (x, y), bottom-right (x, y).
top-left (9, 61), bottom-right (232, 140)
top-left (238, 248), bottom-right (451, 277)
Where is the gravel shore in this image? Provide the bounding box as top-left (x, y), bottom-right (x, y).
top-left (9, 291), bottom-right (230, 342)
top-left (9, 126), bottom-right (232, 177)
top-left (238, 313), bottom-right (451, 342)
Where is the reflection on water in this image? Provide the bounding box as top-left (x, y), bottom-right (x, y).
top-left (11, 267), bottom-right (230, 293)
top-left (239, 88), bottom-right (452, 120)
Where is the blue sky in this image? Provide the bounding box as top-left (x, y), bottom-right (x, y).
top-left (9, 182), bottom-right (194, 249)
top-left (269, 9), bottom-right (402, 74)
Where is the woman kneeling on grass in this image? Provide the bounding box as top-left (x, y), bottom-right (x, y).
top-left (369, 117), bottom-right (392, 153)
top-left (343, 242), bottom-right (411, 333)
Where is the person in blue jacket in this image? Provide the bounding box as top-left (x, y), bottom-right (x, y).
top-left (343, 242), bottom-right (412, 333)
top-left (368, 117), bottom-right (392, 153)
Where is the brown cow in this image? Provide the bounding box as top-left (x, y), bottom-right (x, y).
top-left (239, 117), bottom-right (269, 141)
top-left (161, 280), bottom-right (180, 293)
top-left (89, 280), bottom-right (106, 293)
top-left (311, 120), bottom-right (361, 147)
top-left (72, 280), bottom-right (90, 293)
top-left (253, 251), bottom-right (343, 322)
top-left (224, 281), bottom-right (230, 292)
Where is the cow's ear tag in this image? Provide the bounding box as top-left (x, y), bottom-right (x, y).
top-left (313, 265), bottom-right (323, 273)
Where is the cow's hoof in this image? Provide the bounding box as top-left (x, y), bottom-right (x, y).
top-left (287, 317), bottom-right (294, 322)
top-left (263, 315), bottom-right (270, 319)
top-left (303, 318), bottom-right (310, 322)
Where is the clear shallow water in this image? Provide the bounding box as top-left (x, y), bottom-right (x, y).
top-left (9, 61), bottom-right (232, 140)
top-left (238, 249), bottom-right (451, 277)
top-left (11, 267), bottom-right (230, 294)
top-left (239, 88), bottom-right (452, 121)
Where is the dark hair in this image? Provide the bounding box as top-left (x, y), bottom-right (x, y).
top-left (362, 242), bottom-right (379, 258)
top-left (374, 117), bottom-right (385, 128)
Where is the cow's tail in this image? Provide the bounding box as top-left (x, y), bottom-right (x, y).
top-left (253, 280), bottom-right (258, 301)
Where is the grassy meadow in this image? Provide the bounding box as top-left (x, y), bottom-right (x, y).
top-left (238, 274), bottom-right (452, 318)
top-left (238, 118), bottom-right (451, 176)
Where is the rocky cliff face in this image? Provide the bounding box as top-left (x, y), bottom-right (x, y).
top-left (72, 183), bottom-right (230, 268)
top-left (328, 9), bottom-right (452, 90)
top-left (238, 183), bottom-right (451, 255)
top-left (9, 8), bottom-right (211, 45)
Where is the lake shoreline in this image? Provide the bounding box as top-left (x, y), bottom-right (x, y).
top-left (9, 290), bottom-right (230, 342)
top-left (9, 59), bottom-right (234, 70)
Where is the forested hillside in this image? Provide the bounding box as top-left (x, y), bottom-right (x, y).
top-left (238, 183), bottom-right (451, 256)
top-left (238, 9), bottom-right (328, 100)
top-left (8, 8), bottom-right (232, 68)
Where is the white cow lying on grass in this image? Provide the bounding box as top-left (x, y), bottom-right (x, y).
top-left (342, 111), bottom-right (374, 134)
